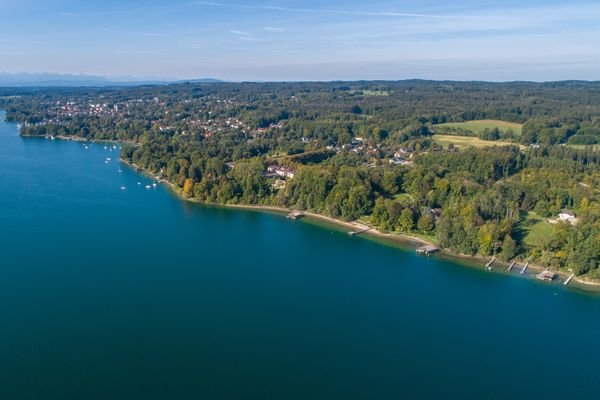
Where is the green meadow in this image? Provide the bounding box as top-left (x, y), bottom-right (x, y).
top-left (437, 119), bottom-right (523, 135)
top-left (433, 134), bottom-right (524, 149)
top-left (520, 212), bottom-right (553, 247)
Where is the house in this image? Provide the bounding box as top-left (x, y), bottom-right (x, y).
top-left (394, 148), bottom-right (412, 158)
top-left (266, 165), bottom-right (295, 179)
top-left (389, 156), bottom-right (411, 166)
top-left (558, 209), bottom-right (577, 224)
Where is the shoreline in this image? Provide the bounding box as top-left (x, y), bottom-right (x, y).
top-left (20, 133), bottom-right (136, 145)
top-left (120, 158), bottom-right (600, 293)
top-left (121, 159), bottom-right (430, 247)
top-left (9, 121), bottom-right (599, 293)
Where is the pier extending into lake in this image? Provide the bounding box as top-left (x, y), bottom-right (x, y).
top-left (348, 227), bottom-right (371, 236)
top-left (564, 273), bottom-right (575, 286)
top-left (287, 211), bottom-right (305, 220)
top-left (486, 257), bottom-right (496, 270)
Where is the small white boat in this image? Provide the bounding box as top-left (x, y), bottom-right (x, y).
top-left (137, 182), bottom-right (141, 185)
top-left (106, 157), bottom-right (111, 161)
top-left (152, 183), bottom-right (157, 188)
top-left (145, 185), bottom-right (152, 189)
top-left (120, 186), bottom-right (127, 190)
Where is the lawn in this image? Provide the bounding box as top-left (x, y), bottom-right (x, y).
top-left (436, 119), bottom-right (523, 136)
top-left (392, 193), bottom-right (415, 202)
top-left (519, 212), bottom-right (553, 247)
top-left (567, 144), bottom-right (600, 151)
top-left (433, 134), bottom-right (524, 149)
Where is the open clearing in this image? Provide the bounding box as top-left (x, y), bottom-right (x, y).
top-left (568, 144), bottom-right (600, 151)
top-left (348, 90), bottom-right (391, 96)
top-left (436, 119), bottom-right (523, 135)
top-left (392, 193), bottom-right (415, 203)
top-left (433, 134), bottom-right (524, 149)
top-left (520, 212), bottom-right (553, 247)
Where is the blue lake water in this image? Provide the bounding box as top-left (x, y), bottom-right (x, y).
top-left (0, 111), bottom-right (599, 399)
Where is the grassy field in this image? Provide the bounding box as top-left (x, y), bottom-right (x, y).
top-left (567, 144), bottom-right (600, 151)
top-left (392, 193), bottom-right (415, 202)
top-left (433, 134), bottom-right (524, 149)
top-left (436, 119), bottom-right (523, 136)
top-left (348, 90), bottom-right (391, 96)
top-left (520, 212), bottom-right (553, 247)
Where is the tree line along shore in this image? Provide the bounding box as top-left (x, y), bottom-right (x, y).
top-left (1, 80), bottom-right (599, 284)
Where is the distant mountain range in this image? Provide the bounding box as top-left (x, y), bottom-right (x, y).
top-left (0, 73), bottom-right (223, 87)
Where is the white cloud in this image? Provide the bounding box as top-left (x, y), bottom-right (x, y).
top-left (192, 1), bottom-right (448, 19)
top-left (228, 30), bottom-right (264, 42)
top-left (229, 30), bottom-right (250, 36)
top-left (261, 5), bottom-right (445, 19)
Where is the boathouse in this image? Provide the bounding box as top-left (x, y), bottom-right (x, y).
top-left (536, 270), bottom-right (557, 282)
top-left (416, 245), bottom-right (440, 255)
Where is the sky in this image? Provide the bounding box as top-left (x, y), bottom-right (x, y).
top-left (1, 0), bottom-right (600, 81)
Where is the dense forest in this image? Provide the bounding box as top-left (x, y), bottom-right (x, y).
top-left (1, 80), bottom-right (599, 278)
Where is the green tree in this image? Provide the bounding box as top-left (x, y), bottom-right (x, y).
top-left (398, 208), bottom-right (414, 232)
top-left (499, 235), bottom-right (517, 261)
top-left (417, 213), bottom-right (434, 233)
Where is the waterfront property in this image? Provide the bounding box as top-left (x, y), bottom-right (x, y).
top-left (416, 245), bottom-right (440, 255)
top-left (287, 211), bottom-right (305, 220)
top-left (558, 209), bottom-right (578, 224)
top-left (2, 112), bottom-right (600, 399)
top-left (266, 165), bottom-right (296, 179)
top-left (537, 270), bottom-right (558, 281)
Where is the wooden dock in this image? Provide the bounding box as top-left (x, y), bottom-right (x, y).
top-left (416, 245), bottom-right (440, 256)
top-left (507, 260), bottom-right (516, 272)
top-left (564, 273), bottom-right (575, 286)
top-left (485, 257), bottom-right (496, 270)
top-left (520, 262), bottom-right (529, 274)
top-left (287, 211), bottom-right (305, 220)
top-left (348, 228), bottom-right (371, 236)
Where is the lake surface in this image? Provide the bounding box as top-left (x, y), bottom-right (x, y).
top-left (1, 111), bottom-right (599, 399)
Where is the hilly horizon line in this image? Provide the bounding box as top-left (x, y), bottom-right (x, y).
top-left (0, 72), bottom-right (599, 87)
top-left (0, 72), bottom-right (224, 87)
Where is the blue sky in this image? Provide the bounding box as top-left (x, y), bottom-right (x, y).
top-left (2, 0), bottom-right (600, 81)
